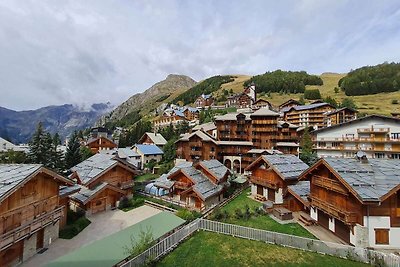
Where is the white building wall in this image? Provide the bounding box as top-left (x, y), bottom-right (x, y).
top-left (310, 207), bottom-right (318, 221)
top-left (251, 184), bottom-right (257, 195)
top-left (350, 224), bottom-right (368, 247)
top-left (329, 217), bottom-right (335, 232)
top-left (315, 118), bottom-right (400, 158)
top-left (363, 216), bottom-right (400, 248)
top-left (275, 188), bottom-right (283, 204)
top-left (263, 187), bottom-right (268, 198)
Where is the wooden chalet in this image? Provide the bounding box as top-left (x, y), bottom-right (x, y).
top-left (299, 157), bottom-right (400, 248)
top-left (86, 136), bottom-right (117, 154)
top-left (153, 160), bottom-right (231, 210)
top-left (138, 132), bottom-right (167, 148)
top-left (245, 155), bottom-right (308, 205)
top-left (192, 122), bottom-right (217, 139)
top-left (69, 154), bottom-right (137, 215)
top-left (0, 164), bottom-right (73, 266)
top-left (282, 102), bottom-right (336, 128)
top-left (323, 107), bottom-right (357, 127)
top-left (253, 99), bottom-right (273, 110)
top-left (195, 94), bottom-right (214, 108)
top-left (278, 99), bottom-right (300, 111)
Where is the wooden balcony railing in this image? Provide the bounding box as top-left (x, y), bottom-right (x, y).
top-left (357, 127), bottom-right (390, 133)
top-left (0, 206), bottom-right (63, 250)
top-left (174, 181), bottom-right (191, 190)
top-left (313, 175), bottom-right (348, 195)
top-left (310, 195), bottom-right (358, 224)
top-left (250, 176), bottom-right (278, 189)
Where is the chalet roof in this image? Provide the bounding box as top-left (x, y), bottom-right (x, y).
top-left (199, 94), bottom-right (212, 100)
top-left (323, 107), bottom-right (357, 116)
top-left (0, 137), bottom-right (17, 152)
top-left (198, 159), bottom-right (230, 182)
top-left (288, 181), bottom-right (310, 203)
top-left (279, 99), bottom-right (300, 108)
top-left (69, 182), bottom-right (125, 204)
top-left (178, 131), bottom-right (216, 143)
top-left (86, 136), bottom-right (116, 146)
top-left (246, 149), bottom-right (283, 154)
top-left (276, 142), bottom-right (299, 147)
top-left (282, 102), bottom-right (333, 113)
top-left (214, 112), bottom-right (252, 121)
top-left (323, 158), bottom-right (400, 202)
top-left (0, 164), bottom-right (72, 202)
top-left (262, 155), bottom-right (308, 180)
top-left (134, 144), bottom-right (164, 155)
top-left (70, 154), bottom-right (119, 185)
top-left (246, 155), bottom-right (308, 180)
top-left (140, 132), bottom-right (167, 146)
top-left (117, 147), bottom-right (140, 158)
top-left (250, 108), bottom-right (279, 117)
top-left (192, 122), bottom-right (217, 132)
top-left (154, 162), bottom-right (223, 200)
top-left (277, 121), bottom-right (299, 129)
top-left (312, 115), bottom-right (400, 134)
top-left (59, 184), bottom-right (81, 198)
top-left (182, 107), bottom-right (200, 113)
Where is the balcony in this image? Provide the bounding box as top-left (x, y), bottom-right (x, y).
top-left (174, 181), bottom-right (191, 190)
top-left (190, 150), bottom-right (202, 156)
top-left (250, 176), bottom-right (278, 189)
top-left (357, 127), bottom-right (390, 133)
top-left (310, 195), bottom-right (358, 224)
top-left (0, 206), bottom-right (63, 250)
top-left (313, 175), bottom-right (348, 195)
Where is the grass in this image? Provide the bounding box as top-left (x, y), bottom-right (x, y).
top-left (157, 231), bottom-right (368, 267)
top-left (59, 216), bottom-right (91, 239)
top-left (214, 188), bottom-right (315, 239)
top-left (135, 173), bottom-right (159, 182)
top-left (216, 72), bottom-right (400, 116)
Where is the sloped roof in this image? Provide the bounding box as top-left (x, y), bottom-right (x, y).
top-left (70, 154), bottom-right (119, 185)
top-left (117, 147), bottom-right (140, 158)
top-left (193, 122), bottom-right (217, 132)
top-left (250, 107), bottom-right (279, 117)
top-left (0, 164), bottom-right (72, 202)
top-left (216, 140), bottom-right (253, 146)
top-left (198, 159), bottom-right (230, 183)
top-left (59, 184), bottom-right (81, 198)
top-left (86, 136), bottom-right (116, 146)
top-left (284, 102), bottom-right (333, 112)
top-left (140, 132), bottom-right (167, 146)
top-left (70, 182), bottom-right (124, 204)
top-left (323, 158), bottom-right (400, 202)
top-left (134, 144), bottom-right (164, 155)
top-left (288, 181), bottom-right (310, 204)
top-left (246, 149), bottom-right (283, 154)
top-left (177, 130), bottom-right (216, 143)
top-left (154, 161), bottom-right (193, 189)
top-left (276, 142), bottom-right (299, 147)
top-left (323, 107), bottom-right (357, 116)
top-left (214, 112), bottom-right (252, 121)
top-left (277, 121), bottom-right (299, 129)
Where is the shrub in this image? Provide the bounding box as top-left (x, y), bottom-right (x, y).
top-left (59, 217), bottom-right (91, 239)
top-left (234, 208), bottom-right (244, 219)
top-left (212, 208), bottom-right (223, 220)
top-left (176, 209), bottom-right (195, 221)
top-left (392, 99), bottom-right (398, 104)
top-left (119, 196), bottom-right (130, 209)
top-left (334, 87), bottom-right (339, 94)
top-left (304, 89), bottom-right (322, 100)
top-left (244, 204), bottom-right (252, 220)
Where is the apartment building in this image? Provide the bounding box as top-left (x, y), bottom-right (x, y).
top-left (312, 115), bottom-right (400, 159)
top-left (323, 107), bottom-right (357, 127)
top-left (282, 102), bottom-right (336, 128)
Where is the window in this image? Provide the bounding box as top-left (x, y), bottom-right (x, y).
top-left (392, 154), bottom-right (400, 159)
top-left (375, 229), bottom-right (389, 245)
top-left (374, 153), bottom-right (385, 159)
top-left (332, 142), bottom-right (341, 147)
top-left (391, 133), bottom-right (400, 139)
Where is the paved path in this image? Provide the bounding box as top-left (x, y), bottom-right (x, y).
top-left (22, 205), bottom-right (162, 267)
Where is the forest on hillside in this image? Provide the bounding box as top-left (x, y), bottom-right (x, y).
top-left (243, 70), bottom-right (323, 94)
top-left (339, 62), bottom-right (400, 96)
top-left (173, 75), bottom-right (235, 105)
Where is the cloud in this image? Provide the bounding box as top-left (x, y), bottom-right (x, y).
top-left (0, 0), bottom-right (399, 110)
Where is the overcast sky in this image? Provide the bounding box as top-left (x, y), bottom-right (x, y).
top-left (1, 0), bottom-right (400, 110)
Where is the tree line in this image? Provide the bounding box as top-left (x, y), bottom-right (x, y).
top-left (173, 75), bottom-right (235, 105)
top-left (244, 70), bottom-right (323, 94)
top-left (339, 62), bottom-right (400, 96)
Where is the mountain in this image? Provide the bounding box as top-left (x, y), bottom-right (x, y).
top-left (98, 74), bottom-right (197, 125)
top-left (0, 103), bottom-right (113, 144)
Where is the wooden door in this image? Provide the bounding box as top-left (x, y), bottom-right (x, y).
top-left (36, 228), bottom-right (44, 250)
top-left (257, 185), bottom-right (263, 195)
top-left (267, 188), bottom-right (275, 202)
top-left (335, 219), bottom-right (350, 243)
top-left (318, 210), bottom-right (329, 229)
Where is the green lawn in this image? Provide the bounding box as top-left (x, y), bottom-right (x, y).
top-left (157, 231), bottom-right (368, 267)
top-left (214, 188), bottom-right (315, 239)
top-left (135, 173), bottom-right (159, 182)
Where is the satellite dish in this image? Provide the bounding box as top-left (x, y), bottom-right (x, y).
top-left (356, 150), bottom-right (367, 159)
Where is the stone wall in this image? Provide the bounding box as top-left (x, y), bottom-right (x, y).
top-left (23, 232), bottom-right (37, 261)
top-left (44, 221), bottom-right (59, 247)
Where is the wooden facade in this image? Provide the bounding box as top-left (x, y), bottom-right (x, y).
top-left (86, 136), bottom-right (117, 154)
top-left (0, 166), bottom-right (73, 266)
top-left (324, 107), bottom-right (357, 127)
top-left (283, 103), bottom-right (336, 128)
top-left (195, 94), bottom-right (214, 108)
top-left (279, 99), bottom-right (300, 111)
top-left (300, 159), bottom-right (400, 247)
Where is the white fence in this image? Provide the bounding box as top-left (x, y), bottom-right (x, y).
top-left (120, 219), bottom-right (400, 267)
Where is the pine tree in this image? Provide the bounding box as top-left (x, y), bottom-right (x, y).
top-left (65, 131), bottom-right (82, 169)
top-left (299, 126), bottom-right (317, 166)
top-left (29, 122), bottom-right (49, 165)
